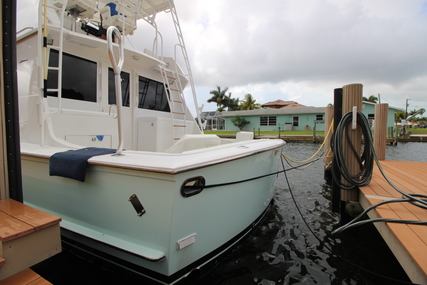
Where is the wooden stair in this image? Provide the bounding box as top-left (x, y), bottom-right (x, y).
top-left (0, 199), bottom-right (61, 281)
top-left (0, 268), bottom-right (51, 285)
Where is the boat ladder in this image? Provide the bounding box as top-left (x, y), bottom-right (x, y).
top-left (37, 0), bottom-right (69, 146)
top-left (166, 0), bottom-right (203, 135)
top-left (39, 0), bottom-right (67, 105)
top-left (159, 65), bottom-right (187, 141)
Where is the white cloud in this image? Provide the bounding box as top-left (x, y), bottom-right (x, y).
top-left (16, 0), bottom-right (427, 115)
top-left (175, 0), bottom-right (427, 113)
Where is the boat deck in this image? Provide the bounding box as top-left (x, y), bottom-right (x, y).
top-left (358, 160), bottom-right (427, 284)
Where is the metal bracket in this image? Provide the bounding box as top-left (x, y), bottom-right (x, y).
top-left (352, 106), bottom-right (357, 130)
top-left (345, 201), bottom-right (363, 217)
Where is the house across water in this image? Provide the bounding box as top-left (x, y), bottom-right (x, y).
top-left (200, 100), bottom-right (401, 132)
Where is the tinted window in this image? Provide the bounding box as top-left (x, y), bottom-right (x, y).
top-left (108, 68), bottom-right (130, 107)
top-left (138, 76), bottom-right (170, 112)
top-left (47, 50), bottom-right (97, 102)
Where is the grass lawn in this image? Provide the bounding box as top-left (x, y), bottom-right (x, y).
top-left (204, 127), bottom-right (427, 136)
top-left (406, 128), bottom-right (427, 134)
top-left (204, 130), bottom-right (325, 136)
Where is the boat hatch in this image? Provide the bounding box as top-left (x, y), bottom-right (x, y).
top-left (181, 176), bottom-right (205, 197)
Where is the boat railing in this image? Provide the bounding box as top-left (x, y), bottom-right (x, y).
top-left (151, 29), bottom-right (164, 62)
top-left (107, 26), bottom-right (125, 155)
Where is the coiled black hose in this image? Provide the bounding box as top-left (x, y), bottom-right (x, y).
top-left (331, 111), bottom-right (427, 234)
top-left (331, 111), bottom-right (374, 190)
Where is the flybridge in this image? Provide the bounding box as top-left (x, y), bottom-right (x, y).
top-left (49, 0), bottom-right (172, 35)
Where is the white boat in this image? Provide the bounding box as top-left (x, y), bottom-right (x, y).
top-left (16, 0), bottom-right (285, 283)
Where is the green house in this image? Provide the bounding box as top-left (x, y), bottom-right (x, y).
top-left (222, 107), bottom-right (326, 131)
top-left (219, 100), bottom-right (401, 132)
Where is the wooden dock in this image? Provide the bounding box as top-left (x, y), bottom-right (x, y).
top-left (358, 160), bottom-right (427, 284)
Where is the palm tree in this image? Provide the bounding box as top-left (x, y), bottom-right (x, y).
top-left (239, 94), bottom-right (261, 110)
top-left (207, 86), bottom-right (229, 110)
top-left (227, 93), bottom-right (240, 111)
top-left (362, 95), bottom-right (378, 103)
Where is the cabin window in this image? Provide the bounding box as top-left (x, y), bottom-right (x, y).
top-left (260, 116), bottom-right (277, 126)
top-left (47, 50), bottom-right (97, 102)
top-left (138, 76), bottom-right (170, 112)
top-left (293, 116), bottom-right (299, 127)
top-left (108, 68), bottom-right (130, 107)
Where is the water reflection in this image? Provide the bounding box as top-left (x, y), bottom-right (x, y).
top-left (200, 142), bottom-right (418, 284)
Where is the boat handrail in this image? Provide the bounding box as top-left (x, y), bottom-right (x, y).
top-left (107, 26), bottom-right (125, 155)
top-left (151, 28), bottom-right (164, 61)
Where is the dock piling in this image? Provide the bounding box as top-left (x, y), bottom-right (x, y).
top-left (374, 103), bottom-right (389, 160)
top-left (340, 83), bottom-right (363, 204)
top-left (331, 88), bottom-right (342, 213)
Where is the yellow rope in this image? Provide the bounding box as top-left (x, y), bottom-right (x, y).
top-left (281, 118), bottom-right (334, 164)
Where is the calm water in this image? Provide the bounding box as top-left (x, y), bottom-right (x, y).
top-left (33, 142), bottom-right (426, 284)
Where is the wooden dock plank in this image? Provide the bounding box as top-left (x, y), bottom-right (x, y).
top-left (378, 161), bottom-right (427, 191)
top-left (359, 160), bottom-right (427, 284)
top-left (0, 268), bottom-right (52, 285)
top-left (370, 198), bottom-right (427, 248)
top-left (375, 205), bottom-right (427, 275)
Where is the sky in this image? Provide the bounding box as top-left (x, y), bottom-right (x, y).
top-left (17, 0), bottom-right (427, 115)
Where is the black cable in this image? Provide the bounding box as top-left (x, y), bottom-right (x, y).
top-left (331, 111), bottom-right (427, 234)
top-left (280, 154), bottom-right (419, 285)
top-left (202, 159), bottom-right (318, 189)
top-left (333, 197), bottom-right (427, 234)
top-left (331, 111), bottom-right (374, 190)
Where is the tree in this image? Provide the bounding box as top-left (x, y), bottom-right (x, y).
top-left (239, 94), bottom-right (261, 110)
top-left (227, 93), bottom-right (240, 111)
top-left (207, 86), bottom-right (229, 110)
top-left (231, 115), bottom-right (250, 130)
top-left (394, 110), bottom-right (405, 123)
top-left (362, 95), bottom-right (378, 103)
top-left (408, 108), bottom-right (426, 122)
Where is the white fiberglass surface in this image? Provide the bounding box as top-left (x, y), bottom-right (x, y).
top-left (21, 139), bottom-right (285, 174)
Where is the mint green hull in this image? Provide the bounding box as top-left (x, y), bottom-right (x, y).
top-left (22, 144), bottom-right (282, 283)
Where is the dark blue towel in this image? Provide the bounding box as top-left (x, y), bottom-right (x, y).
top-left (49, 147), bottom-right (116, 182)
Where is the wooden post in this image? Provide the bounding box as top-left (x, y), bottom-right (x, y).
top-left (324, 105), bottom-right (334, 166)
top-left (374, 103), bottom-right (389, 160)
top-left (341, 83), bottom-right (363, 203)
top-left (331, 88), bottom-right (342, 213)
top-left (312, 123), bottom-right (316, 142)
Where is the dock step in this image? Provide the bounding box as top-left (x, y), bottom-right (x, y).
top-left (0, 199), bottom-right (61, 280)
top-left (0, 268), bottom-right (51, 285)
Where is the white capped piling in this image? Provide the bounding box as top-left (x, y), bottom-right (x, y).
top-left (374, 103), bottom-right (389, 160)
top-left (341, 83), bottom-right (363, 202)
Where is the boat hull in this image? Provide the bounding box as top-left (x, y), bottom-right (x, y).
top-left (21, 141), bottom-right (284, 283)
